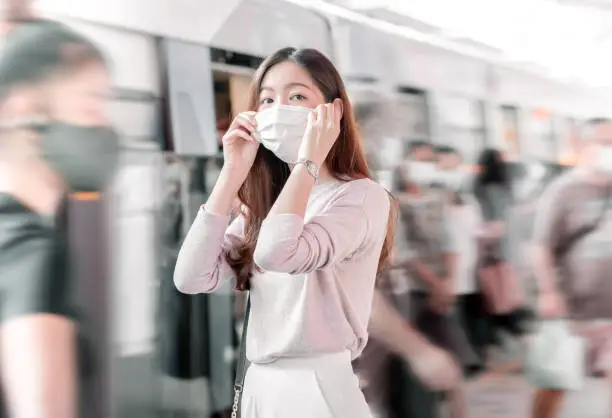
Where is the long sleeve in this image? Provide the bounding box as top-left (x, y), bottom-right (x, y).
top-left (173, 207), bottom-right (244, 294)
top-left (253, 183), bottom-right (388, 274)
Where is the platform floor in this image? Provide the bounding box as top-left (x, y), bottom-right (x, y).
top-left (467, 374), bottom-right (609, 418)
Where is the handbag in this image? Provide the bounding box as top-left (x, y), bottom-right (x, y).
top-left (477, 247), bottom-right (523, 315)
top-left (526, 320), bottom-right (586, 390)
top-left (231, 294), bottom-right (251, 418)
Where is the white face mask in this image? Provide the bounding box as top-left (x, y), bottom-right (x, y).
top-left (254, 104), bottom-right (312, 163)
top-left (409, 161), bottom-right (437, 186)
top-left (436, 170), bottom-right (466, 191)
top-left (596, 146), bottom-right (612, 174)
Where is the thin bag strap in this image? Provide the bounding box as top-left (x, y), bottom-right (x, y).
top-left (555, 184), bottom-right (612, 259)
top-left (231, 293), bottom-right (251, 418)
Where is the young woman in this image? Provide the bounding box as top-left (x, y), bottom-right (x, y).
top-left (174, 47), bottom-right (395, 418)
top-left (0, 19), bottom-right (117, 418)
top-left (473, 149), bottom-right (531, 369)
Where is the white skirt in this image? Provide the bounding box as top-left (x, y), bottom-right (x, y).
top-left (241, 351), bottom-right (371, 418)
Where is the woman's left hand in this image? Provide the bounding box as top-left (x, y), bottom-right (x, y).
top-left (297, 99), bottom-right (342, 166)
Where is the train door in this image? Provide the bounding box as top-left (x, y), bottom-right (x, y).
top-left (159, 43), bottom-right (264, 417)
top-left (396, 87), bottom-right (430, 158)
top-left (111, 103), bottom-right (164, 418)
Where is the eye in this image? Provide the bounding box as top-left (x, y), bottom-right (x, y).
top-left (290, 94), bottom-right (307, 102)
top-left (259, 97), bottom-right (274, 105)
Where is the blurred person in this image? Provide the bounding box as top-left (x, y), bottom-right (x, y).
top-left (435, 145), bottom-right (462, 172)
top-left (173, 47), bottom-right (394, 418)
top-left (473, 148), bottom-right (531, 371)
top-left (433, 152), bottom-right (492, 370)
top-left (354, 104), bottom-right (459, 418)
top-left (359, 215), bottom-right (462, 418)
top-left (407, 140), bottom-right (436, 163)
top-left (511, 162), bottom-right (556, 300)
top-left (530, 118), bottom-right (612, 418)
top-left (360, 283), bottom-right (462, 418)
top-left (0, 18), bottom-right (117, 418)
top-left (392, 160), bottom-right (478, 418)
top-left (434, 145), bottom-right (472, 193)
top-left (0, 0), bottom-right (34, 33)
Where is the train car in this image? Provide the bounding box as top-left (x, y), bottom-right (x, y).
top-left (31, 0), bottom-right (612, 416)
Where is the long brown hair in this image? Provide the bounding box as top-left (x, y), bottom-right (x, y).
top-left (226, 47), bottom-right (397, 291)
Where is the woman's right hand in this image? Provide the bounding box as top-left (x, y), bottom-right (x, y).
top-left (221, 111), bottom-right (260, 179)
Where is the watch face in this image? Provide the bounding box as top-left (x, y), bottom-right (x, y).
top-left (304, 160), bottom-right (318, 178)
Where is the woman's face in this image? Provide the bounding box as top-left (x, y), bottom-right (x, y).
top-left (258, 61), bottom-right (325, 111)
top-left (46, 61), bottom-right (111, 126)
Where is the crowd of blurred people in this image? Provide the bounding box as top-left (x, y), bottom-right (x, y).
top-left (356, 141), bottom-right (533, 418)
top-left (361, 121), bottom-right (612, 418)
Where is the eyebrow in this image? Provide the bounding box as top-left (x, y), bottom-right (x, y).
top-left (260, 82), bottom-right (313, 93)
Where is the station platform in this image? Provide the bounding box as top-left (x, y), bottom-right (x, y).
top-left (467, 374), bottom-right (608, 418)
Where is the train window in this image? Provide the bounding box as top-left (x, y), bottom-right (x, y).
top-left (161, 39), bottom-right (218, 157)
top-left (396, 89), bottom-right (430, 144)
top-left (527, 108), bottom-right (557, 162)
top-left (436, 95), bottom-right (486, 164)
top-left (229, 74), bottom-right (252, 115)
top-left (211, 70), bottom-right (256, 158)
top-left (499, 105), bottom-right (520, 162)
top-left (108, 89), bottom-right (160, 146)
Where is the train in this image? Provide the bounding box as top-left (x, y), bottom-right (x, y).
top-left (30, 0), bottom-right (611, 416)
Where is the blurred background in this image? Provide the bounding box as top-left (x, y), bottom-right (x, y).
top-left (2, 0), bottom-right (612, 417)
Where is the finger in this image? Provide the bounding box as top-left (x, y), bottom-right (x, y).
top-left (317, 104), bottom-right (327, 126)
top-left (334, 98), bottom-right (343, 119)
top-left (310, 107), bottom-right (320, 124)
top-left (326, 103), bottom-right (335, 129)
top-left (235, 114), bottom-right (257, 133)
top-left (333, 99), bottom-right (343, 127)
top-left (243, 112), bottom-right (258, 125)
top-left (306, 110), bottom-right (315, 128)
top-left (226, 129), bottom-right (255, 143)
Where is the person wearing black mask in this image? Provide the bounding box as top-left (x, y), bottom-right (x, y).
top-left (0, 13), bottom-right (119, 418)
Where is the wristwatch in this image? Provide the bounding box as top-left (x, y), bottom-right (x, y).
top-left (295, 158), bottom-right (319, 182)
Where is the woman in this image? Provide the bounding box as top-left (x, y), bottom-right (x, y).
top-left (473, 148), bottom-right (531, 369)
top-left (174, 47), bottom-right (394, 417)
top-left (0, 20), bottom-right (118, 418)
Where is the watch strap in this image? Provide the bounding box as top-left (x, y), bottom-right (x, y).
top-left (296, 158), bottom-right (319, 181)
